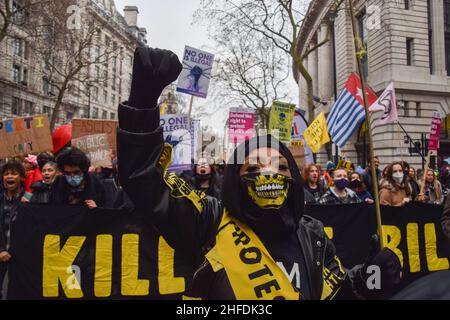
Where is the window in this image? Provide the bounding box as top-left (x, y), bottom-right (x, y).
top-left (406, 38), bottom-right (414, 66)
top-left (428, 0), bottom-right (433, 73)
top-left (111, 94), bottom-right (116, 106)
top-left (92, 107), bottom-right (99, 119)
top-left (95, 66), bottom-right (100, 79)
top-left (12, 97), bottom-right (21, 115)
top-left (110, 112), bottom-right (116, 120)
top-left (103, 89), bottom-right (108, 102)
top-left (43, 105), bottom-right (52, 117)
top-left (404, 0), bottom-right (411, 10)
top-left (13, 38), bottom-right (22, 56)
top-left (12, 65), bottom-right (21, 83)
top-left (92, 87), bottom-right (99, 101)
top-left (22, 68), bottom-right (28, 85)
top-left (102, 110), bottom-right (107, 119)
top-left (24, 101), bottom-right (33, 115)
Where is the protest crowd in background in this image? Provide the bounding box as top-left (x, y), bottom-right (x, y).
top-left (0, 46), bottom-right (450, 301)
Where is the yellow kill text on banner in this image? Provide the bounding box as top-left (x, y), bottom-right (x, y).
top-left (303, 112), bottom-right (330, 153)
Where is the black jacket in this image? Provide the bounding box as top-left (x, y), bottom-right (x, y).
top-left (117, 102), bottom-right (372, 300)
top-left (49, 174), bottom-right (106, 207)
top-left (0, 189), bottom-right (24, 252)
top-left (29, 181), bottom-right (52, 204)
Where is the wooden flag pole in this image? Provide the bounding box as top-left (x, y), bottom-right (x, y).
top-left (348, 0), bottom-right (384, 249)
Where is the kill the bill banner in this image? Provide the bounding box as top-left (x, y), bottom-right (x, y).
top-left (8, 203), bottom-right (450, 300)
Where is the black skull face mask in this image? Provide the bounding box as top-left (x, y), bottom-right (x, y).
top-left (241, 173), bottom-right (293, 210)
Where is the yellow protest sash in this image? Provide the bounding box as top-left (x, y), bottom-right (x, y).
top-left (206, 211), bottom-right (300, 300)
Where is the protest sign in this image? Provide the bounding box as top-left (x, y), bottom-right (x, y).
top-left (303, 112), bottom-right (330, 154)
top-left (72, 119), bottom-right (118, 153)
top-left (228, 108), bottom-right (255, 144)
top-left (176, 46), bottom-right (214, 99)
top-left (72, 134), bottom-right (112, 168)
top-left (269, 101), bottom-right (296, 144)
top-left (0, 115), bottom-right (53, 159)
top-left (291, 111), bottom-right (314, 165)
top-left (428, 112), bottom-right (442, 152)
top-left (161, 114), bottom-right (193, 172)
top-left (336, 160), bottom-right (352, 172)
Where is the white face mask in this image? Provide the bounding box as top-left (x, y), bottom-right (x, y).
top-left (392, 172), bottom-right (404, 184)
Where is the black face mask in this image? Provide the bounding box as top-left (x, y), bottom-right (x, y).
top-left (349, 180), bottom-right (362, 190)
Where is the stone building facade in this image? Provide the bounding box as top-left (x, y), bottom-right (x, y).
top-left (296, 0), bottom-right (450, 169)
top-left (0, 0), bottom-right (146, 126)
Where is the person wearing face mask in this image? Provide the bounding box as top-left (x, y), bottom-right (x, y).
top-left (318, 169), bottom-right (362, 205)
top-left (348, 172), bottom-right (374, 204)
top-left (50, 148), bottom-right (105, 209)
top-left (116, 46), bottom-right (401, 300)
top-left (29, 162), bottom-right (59, 204)
top-left (191, 157), bottom-right (221, 199)
top-left (0, 161), bottom-right (26, 299)
top-left (379, 162), bottom-right (412, 207)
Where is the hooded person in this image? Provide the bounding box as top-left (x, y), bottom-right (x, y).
top-left (191, 157), bottom-right (221, 199)
top-left (117, 46), bottom-right (402, 300)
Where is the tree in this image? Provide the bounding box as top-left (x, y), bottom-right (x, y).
top-left (197, 0), bottom-right (344, 125)
top-left (25, 0), bottom-right (120, 130)
top-left (0, 0), bottom-right (48, 44)
top-left (211, 27), bottom-right (291, 129)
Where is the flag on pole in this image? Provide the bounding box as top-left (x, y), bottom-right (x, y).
top-left (370, 82), bottom-right (398, 125)
top-left (327, 73), bottom-right (378, 148)
top-left (303, 112), bottom-right (330, 153)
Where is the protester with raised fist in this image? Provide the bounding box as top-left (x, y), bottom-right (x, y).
top-left (117, 46), bottom-right (402, 300)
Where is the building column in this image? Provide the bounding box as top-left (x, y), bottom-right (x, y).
top-left (431, 0), bottom-right (447, 76)
top-left (307, 39), bottom-right (319, 101)
top-left (318, 23), bottom-right (333, 102)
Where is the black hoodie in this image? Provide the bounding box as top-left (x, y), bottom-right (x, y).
top-left (118, 102), bottom-right (370, 300)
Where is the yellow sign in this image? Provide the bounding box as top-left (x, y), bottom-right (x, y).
top-left (337, 160), bottom-right (352, 172)
top-left (303, 112), bottom-right (330, 153)
top-left (269, 101), bottom-right (296, 144)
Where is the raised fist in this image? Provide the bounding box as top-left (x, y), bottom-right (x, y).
top-left (128, 47), bottom-right (182, 109)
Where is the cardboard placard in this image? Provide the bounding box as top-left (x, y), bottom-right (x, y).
top-left (72, 119), bottom-right (118, 153)
top-left (0, 115), bottom-right (53, 159)
top-left (72, 134), bottom-right (112, 168)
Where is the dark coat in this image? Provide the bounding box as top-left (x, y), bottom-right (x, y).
top-left (117, 102), bottom-right (372, 300)
top-left (49, 174), bottom-right (106, 207)
top-left (29, 181), bottom-right (52, 204)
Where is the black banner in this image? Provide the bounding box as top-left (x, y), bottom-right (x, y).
top-left (7, 203), bottom-right (450, 299)
top-left (307, 202), bottom-right (450, 286)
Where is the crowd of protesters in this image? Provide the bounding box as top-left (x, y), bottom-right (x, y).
top-left (1, 46), bottom-right (449, 300)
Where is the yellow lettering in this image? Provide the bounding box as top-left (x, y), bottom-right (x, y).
top-left (35, 116), bottom-right (44, 128)
top-left (424, 224), bottom-right (449, 271)
top-left (382, 225), bottom-right (404, 267)
top-left (121, 234), bottom-right (149, 296)
top-left (94, 235), bottom-right (113, 298)
top-left (324, 227), bottom-right (334, 240)
top-left (406, 223), bottom-right (421, 273)
top-left (158, 236), bottom-right (185, 295)
top-left (42, 235), bottom-right (85, 298)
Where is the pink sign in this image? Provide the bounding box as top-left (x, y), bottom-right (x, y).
top-left (428, 112), bottom-right (442, 152)
top-left (229, 109), bottom-right (255, 144)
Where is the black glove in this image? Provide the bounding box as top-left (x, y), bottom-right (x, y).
top-left (359, 235), bottom-right (402, 299)
top-left (128, 47), bottom-right (182, 109)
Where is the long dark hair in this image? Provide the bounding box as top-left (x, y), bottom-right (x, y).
top-left (385, 162), bottom-right (411, 196)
